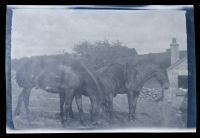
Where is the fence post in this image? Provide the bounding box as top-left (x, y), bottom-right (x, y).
top-left (162, 89), bottom-right (169, 127)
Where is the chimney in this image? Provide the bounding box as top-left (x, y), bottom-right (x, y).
top-left (170, 38), bottom-right (179, 64)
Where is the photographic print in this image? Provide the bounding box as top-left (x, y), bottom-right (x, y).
top-left (6, 5), bottom-right (196, 133)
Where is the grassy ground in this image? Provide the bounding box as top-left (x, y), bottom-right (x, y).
top-left (11, 76), bottom-right (185, 130)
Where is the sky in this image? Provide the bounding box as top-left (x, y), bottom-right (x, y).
top-left (11, 8), bottom-right (187, 59)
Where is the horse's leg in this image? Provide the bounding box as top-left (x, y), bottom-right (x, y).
top-left (107, 93), bottom-right (114, 120)
top-left (131, 91), bottom-right (140, 119)
top-left (14, 87), bottom-right (26, 116)
top-left (89, 95), bottom-right (98, 122)
top-left (22, 87), bottom-right (31, 121)
top-left (75, 94), bottom-right (85, 125)
top-left (69, 98), bottom-right (74, 119)
top-left (60, 92), bottom-right (74, 119)
top-left (63, 89), bottom-right (74, 126)
top-left (59, 92), bottom-right (65, 124)
top-left (127, 91), bottom-right (134, 121)
top-left (103, 95), bottom-right (109, 115)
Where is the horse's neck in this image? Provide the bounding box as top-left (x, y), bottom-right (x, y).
top-left (135, 64), bottom-right (156, 89)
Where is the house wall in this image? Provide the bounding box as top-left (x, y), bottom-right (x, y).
top-left (162, 58), bottom-right (188, 127)
top-left (166, 58), bottom-right (188, 108)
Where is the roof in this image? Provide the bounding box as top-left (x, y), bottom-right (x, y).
top-left (139, 50), bottom-right (187, 68)
top-left (167, 56), bottom-right (187, 71)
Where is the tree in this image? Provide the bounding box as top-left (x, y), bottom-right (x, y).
top-left (73, 40), bottom-right (138, 70)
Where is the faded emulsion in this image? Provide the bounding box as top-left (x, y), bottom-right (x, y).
top-left (6, 8), bottom-right (14, 129)
top-left (6, 5), bottom-right (195, 133)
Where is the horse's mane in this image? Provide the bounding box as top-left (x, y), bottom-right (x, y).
top-left (127, 59), bottom-right (161, 80)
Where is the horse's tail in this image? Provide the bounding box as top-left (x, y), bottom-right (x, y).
top-left (78, 60), bottom-right (100, 89)
top-left (77, 60), bottom-right (104, 104)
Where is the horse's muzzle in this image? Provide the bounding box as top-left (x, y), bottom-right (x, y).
top-left (162, 82), bottom-right (169, 90)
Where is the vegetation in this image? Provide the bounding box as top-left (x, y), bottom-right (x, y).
top-left (73, 40), bottom-right (138, 70)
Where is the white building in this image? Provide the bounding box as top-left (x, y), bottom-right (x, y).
top-left (166, 38), bottom-right (188, 107)
top-left (163, 38), bottom-right (188, 127)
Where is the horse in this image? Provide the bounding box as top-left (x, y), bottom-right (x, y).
top-left (95, 61), bottom-right (169, 121)
top-left (36, 63), bottom-right (104, 125)
top-left (13, 56), bottom-right (75, 121)
top-left (13, 55), bottom-right (103, 126)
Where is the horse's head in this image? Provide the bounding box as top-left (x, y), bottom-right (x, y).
top-left (124, 62), bottom-right (169, 91)
top-left (35, 66), bottom-right (63, 92)
top-left (35, 64), bottom-right (80, 93)
top-left (153, 64), bottom-right (169, 90)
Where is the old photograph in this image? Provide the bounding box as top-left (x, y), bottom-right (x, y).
top-left (6, 5), bottom-right (195, 133)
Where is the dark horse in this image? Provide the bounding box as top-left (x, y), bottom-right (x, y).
top-left (13, 55), bottom-right (103, 126)
top-left (95, 61), bottom-right (169, 121)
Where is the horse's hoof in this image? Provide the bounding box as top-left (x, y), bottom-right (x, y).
top-left (80, 120), bottom-right (86, 126)
top-left (61, 123), bottom-right (66, 128)
top-left (91, 122), bottom-right (98, 127)
top-left (110, 117), bottom-right (118, 124)
top-left (128, 114), bottom-right (136, 120)
top-left (91, 120), bottom-right (103, 127)
top-left (109, 119), bottom-right (117, 124)
top-left (128, 117), bottom-right (136, 123)
top-left (64, 118), bottom-right (72, 126)
top-left (27, 116), bottom-right (32, 123)
top-left (61, 119), bottom-right (66, 127)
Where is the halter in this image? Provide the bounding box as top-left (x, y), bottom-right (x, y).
top-left (124, 62), bottom-right (161, 91)
top-left (134, 66), bottom-right (158, 90)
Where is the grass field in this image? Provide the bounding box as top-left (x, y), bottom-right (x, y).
top-left (11, 76), bottom-right (185, 130)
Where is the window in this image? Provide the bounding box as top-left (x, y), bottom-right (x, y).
top-left (178, 75), bottom-right (188, 89)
